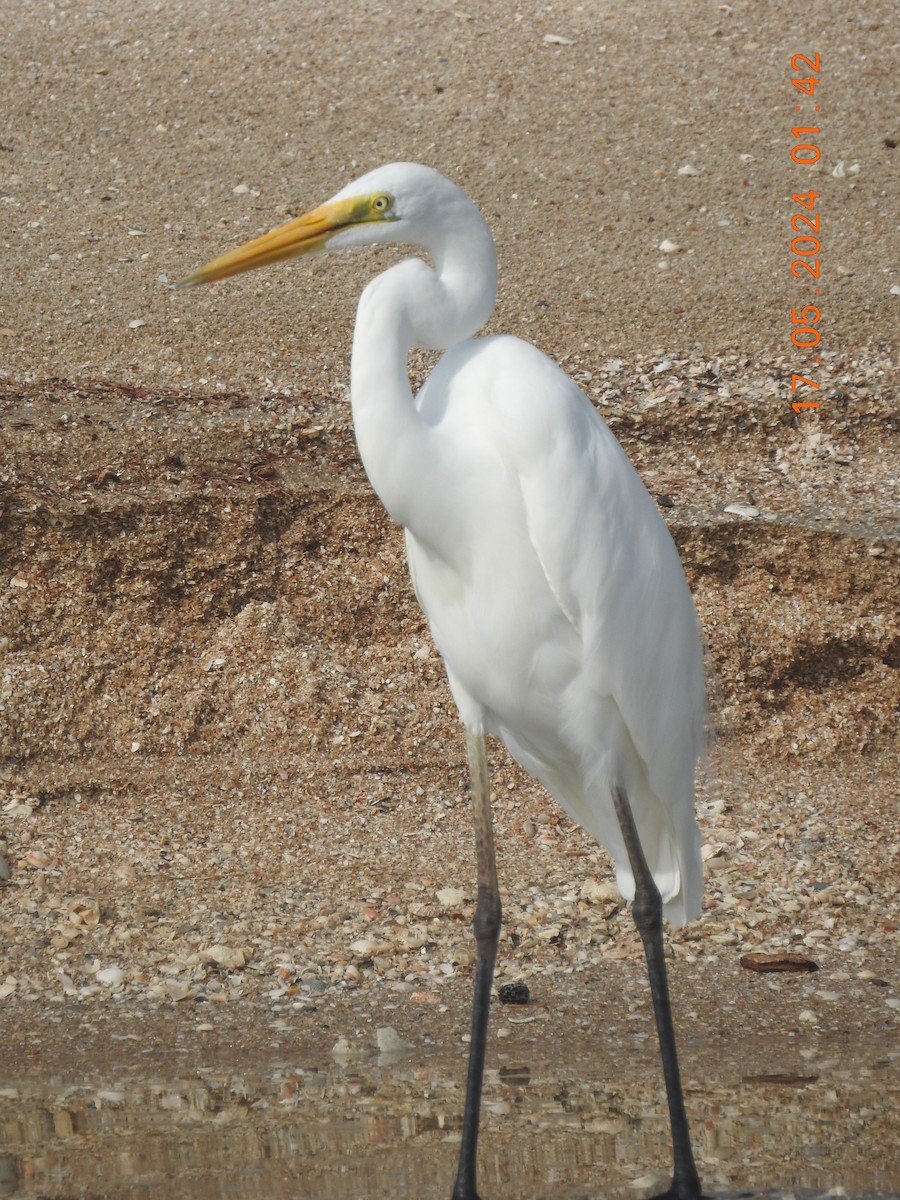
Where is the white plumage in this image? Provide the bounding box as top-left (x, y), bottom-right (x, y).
top-left (338, 165), bottom-right (705, 924)
top-left (186, 161), bottom-right (706, 1200)
top-left (405, 334), bottom-right (704, 921)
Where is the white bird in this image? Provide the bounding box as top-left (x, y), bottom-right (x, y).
top-left (185, 162), bottom-right (706, 1200)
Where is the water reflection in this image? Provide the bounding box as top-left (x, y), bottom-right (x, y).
top-left (0, 1047), bottom-right (896, 1199)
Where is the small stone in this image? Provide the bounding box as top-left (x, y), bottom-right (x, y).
top-left (68, 898), bottom-right (100, 928)
top-left (658, 239), bottom-right (683, 254)
top-left (740, 953), bottom-right (819, 973)
top-left (499, 981), bottom-right (530, 1005)
top-left (349, 938), bottom-right (379, 956)
top-left (166, 980), bottom-right (195, 1002)
top-left (629, 1173), bottom-right (669, 1191)
top-left (724, 503), bottom-right (759, 518)
top-left (436, 887), bottom-right (466, 908)
top-left (376, 1025), bottom-right (414, 1054)
top-left (203, 944), bottom-right (246, 970)
top-left (331, 1037), bottom-right (363, 1062)
top-left (96, 966), bottom-right (124, 987)
top-left (579, 878), bottom-right (619, 904)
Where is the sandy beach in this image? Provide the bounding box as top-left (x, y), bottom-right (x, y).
top-left (0, 2), bottom-right (897, 1196)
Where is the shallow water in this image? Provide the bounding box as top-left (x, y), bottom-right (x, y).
top-left (1, 1038), bottom-right (897, 1200)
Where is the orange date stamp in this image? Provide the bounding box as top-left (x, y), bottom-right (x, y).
top-left (789, 52), bottom-right (822, 413)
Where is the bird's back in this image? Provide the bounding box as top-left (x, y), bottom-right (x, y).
top-left (406, 334), bottom-right (705, 924)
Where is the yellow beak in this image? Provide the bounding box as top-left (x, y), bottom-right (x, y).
top-left (181, 195), bottom-right (373, 287)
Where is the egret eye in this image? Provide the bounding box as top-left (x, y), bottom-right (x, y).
top-left (372, 193), bottom-right (392, 214)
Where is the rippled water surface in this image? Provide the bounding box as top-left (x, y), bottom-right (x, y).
top-left (1, 1035), bottom-right (897, 1200)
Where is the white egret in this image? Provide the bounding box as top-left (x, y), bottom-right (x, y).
top-left (185, 163), bottom-right (706, 1200)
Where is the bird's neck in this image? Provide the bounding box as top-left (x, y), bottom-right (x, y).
top-left (349, 225), bottom-right (497, 530)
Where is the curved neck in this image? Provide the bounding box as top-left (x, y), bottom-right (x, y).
top-left (349, 216), bottom-right (497, 531)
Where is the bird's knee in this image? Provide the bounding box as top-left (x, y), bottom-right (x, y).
top-left (632, 877), bottom-right (663, 938)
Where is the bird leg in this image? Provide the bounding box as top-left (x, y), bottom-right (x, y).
top-left (451, 727), bottom-right (501, 1200)
top-left (612, 784), bottom-right (702, 1200)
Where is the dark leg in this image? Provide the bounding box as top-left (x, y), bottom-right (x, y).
top-left (451, 728), bottom-right (501, 1200)
top-left (612, 784), bottom-right (702, 1200)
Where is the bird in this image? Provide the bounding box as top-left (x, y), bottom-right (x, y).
top-left (184, 162), bottom-right (706, 1200)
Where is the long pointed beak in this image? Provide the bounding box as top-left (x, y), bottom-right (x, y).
top-left (181, 196), bottom-right (363, 287)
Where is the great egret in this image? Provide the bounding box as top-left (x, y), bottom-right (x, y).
top-left (185, 163), bottom-right (706, 1200)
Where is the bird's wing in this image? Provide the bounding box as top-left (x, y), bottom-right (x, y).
top-left (487, 337), bottom-right (706, 799)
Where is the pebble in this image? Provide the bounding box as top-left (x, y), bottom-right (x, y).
top-left (629, 1172), bottom-right (669, 1191)
top-left (349, 938), bottom-right (388, 957)
top-left (579, 878), bottom-right (620, 903)
top-left (165, 980), bottom-right (195, 1002)
top-left (498, 981), bottom-right (530, 1005)
top-left (376, 1026), bottom-right (415, 1054)
top-left (331, 1037), bottom-right (363, 1062)
top-left (723, 503), bottom-right (760, 518)
top-left (202, 944), bottom-right (246, 970)
top-left (68, 898), bottom-right (100, 928)
top-left (96, 966), bottom-right (124, 987)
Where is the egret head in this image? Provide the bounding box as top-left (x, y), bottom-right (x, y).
top-left (181, 162), bottom-right (472, 287)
